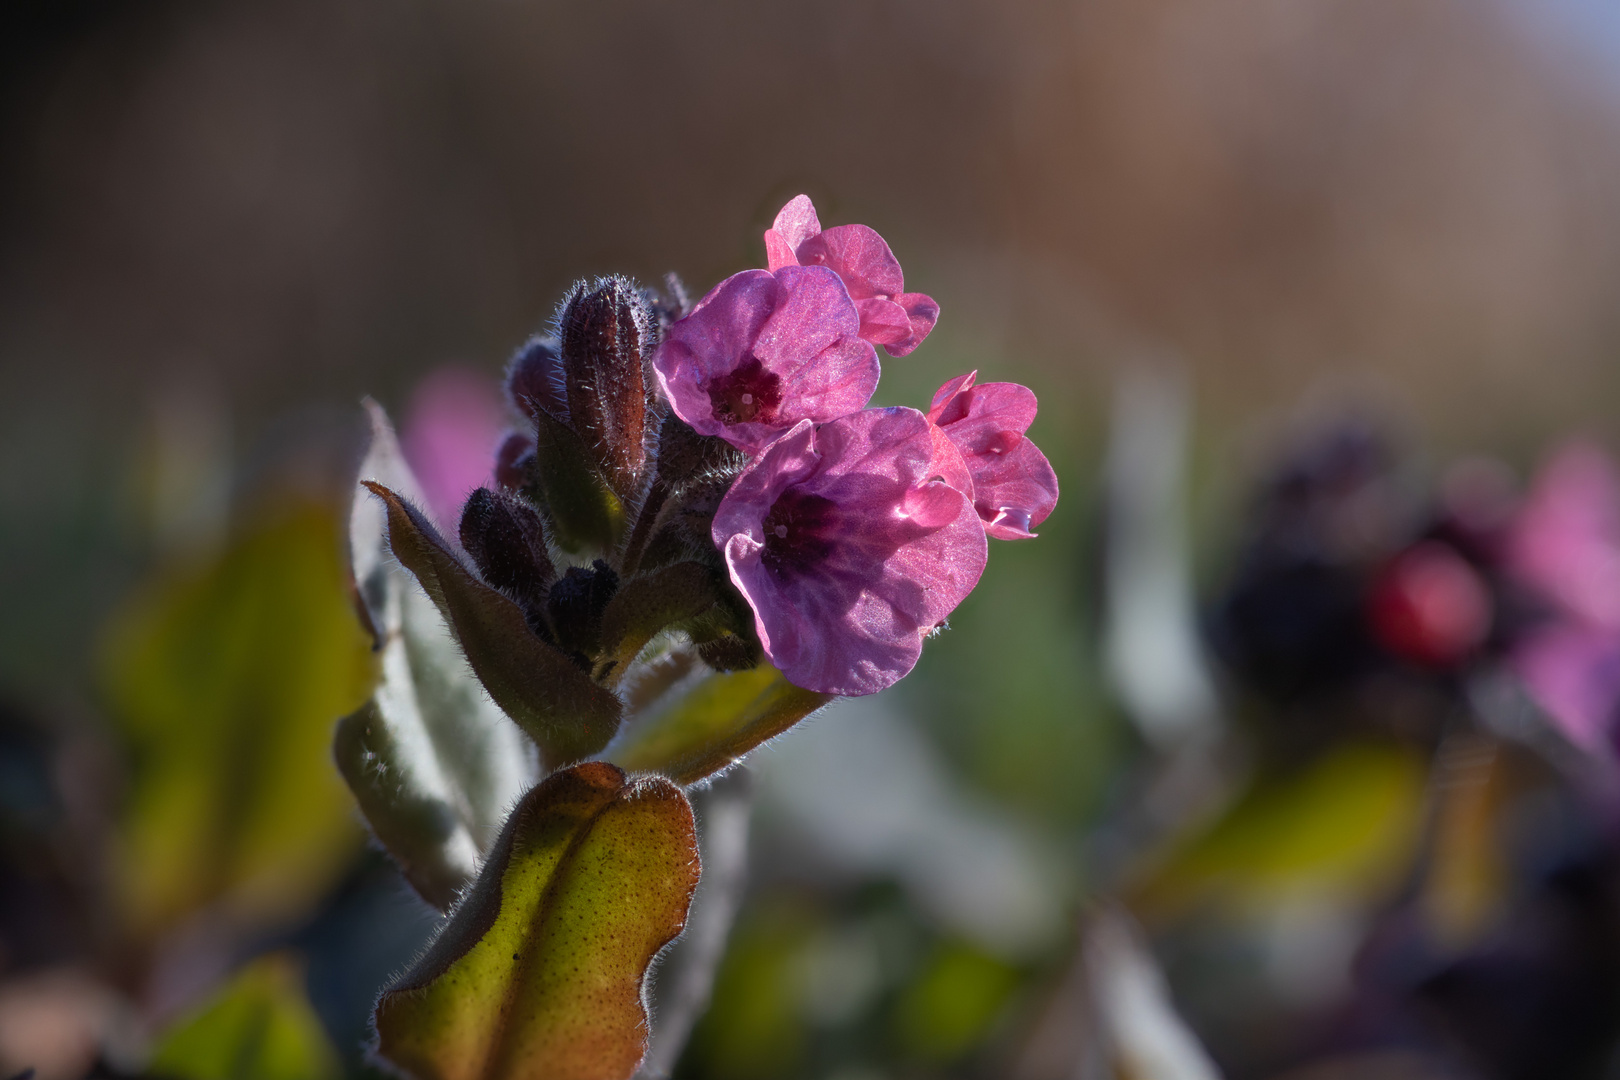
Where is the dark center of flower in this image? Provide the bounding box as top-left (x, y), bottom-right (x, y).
top-left (761, 490), bottom-right (839, 581)
top-left (707, 357), bottom-right (784, 426)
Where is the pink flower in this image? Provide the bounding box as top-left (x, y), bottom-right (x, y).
top-left (765, 195), bottom-right (940, 358)
top-left (1507, 440), bottom-right (1620, 631)
top-left (1513, 624), bottom-right (1620, 755)
top-left (652, 265), bottom-right (879, 454)
top-left (712, 408), bottom-right (988, 695)
top-left (1502, 441), bottom-right (1620, 757)
top-left (400, 367), bottom-right (507, 531)
top-left (927, 371), bottom-right (1060, 540)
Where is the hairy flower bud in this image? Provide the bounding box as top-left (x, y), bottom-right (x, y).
top-left (558, 277), bottom-right (657, 498)
top-left (546, 560), bottom-right (621, 661)
top-left (459, 487), bottom-right (556, 631)
top-left (493, 432), bottom-right (536, 492)
top-left (506, 337), bottom-right (569, 425)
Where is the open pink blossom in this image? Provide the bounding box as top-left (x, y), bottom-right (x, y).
top-left (927, 371), bottom-right (1060, 540)
top-left (765, 194), bottom-right (940, 358)
top-left (652, 265), bottom-right (879, 454)
top-left (712, 408), bottom-right (988, 695)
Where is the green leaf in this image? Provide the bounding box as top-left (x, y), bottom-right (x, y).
top-left (597, 561), bottom-right (719, 680)
top-left (149, 953), bottom-right (343, 1080)
top-left (149, 953), bottom-right (342, 1080)
top-left (364, 480), bottom-right (623, 768)
top-left (373, 762), bottom-right (701, 1080)
top-left (101, 502), bottom-right (375, 938)
top-left (610, 665), bottom-right (833, 786)
top-left (1131, 741), bottom-right (1426, 920)
top-left (342, 402), bottom-right (535, 909)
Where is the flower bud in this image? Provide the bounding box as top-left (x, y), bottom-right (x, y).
top-left (459, 487), bottom-right (555, 631)
top-left (493, 432), bottom-right (536, 492)
top-left (558, 277), bottom-right (656, 498)
top-left (506, 337), bottom-right (569, 425)
top-left (546, 560), bottom-right (621, 660)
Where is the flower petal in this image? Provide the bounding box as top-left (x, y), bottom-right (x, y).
top-left (1508, 440), bottom-right (1620, 631)
top-left (930, 375), bottom-right (1058, 540)
top-left (855, 298), bottom-right (914, 348)
top-left (752, 266), bottom-right (863, 370)
top-left (711, 420), bottom-right (821, 547)
top-left (928, 371), bottom-right (978, 422)
top-left (771, 194), bottom-right (822, 250)
top-left (776, 336), bottom-right (879, 428)
top-left (795, 223), bottom-right (905, 301)
top-left (658, 270), bottom-right (777, 381)
top-left (1513, 624), bottom-right (1620, 754)
top-left (764, 229), bottom-right (799, 272)
top-left (927, 422), bottom-right (974, 497)
top-left (933, 379), bottom-right (1038, 440)
top-left (886, 292), bottom-right (940, 357)
top-left (972, 437), bottom-right (1060, 540)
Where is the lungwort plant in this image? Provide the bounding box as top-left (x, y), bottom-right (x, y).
top-left (336, 196), bottom-right (1059, 1079)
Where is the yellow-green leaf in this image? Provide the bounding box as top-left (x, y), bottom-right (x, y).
top-left (1131, 741), bottom-right (1426, 922)
top-left (610, 665), bottom-right (833, 786)
top-left (364, 481), bottom-right (623, 767)
top-left (101, 502), bottom-right (375, 938)
top-left (148, 953), bottom-right (342, 1080)
top-left (374, 761), bottom-right (701, 1080)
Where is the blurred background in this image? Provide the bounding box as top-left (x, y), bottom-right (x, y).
top-left (5, 0), bottom-right (1620, 1077)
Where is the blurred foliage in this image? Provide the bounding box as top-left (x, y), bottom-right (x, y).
top-left (892, 940), bottom-right (1021, 1064)
top-left (148, 952), bottom-right (343, 1080)
top-left (1133, 741), bottom-right (1427, 922)
top-left (904, 521), bottom-right (1119, 829)
top-left (99, 501), bottom-right (375, 938)
top-left (681, 890), bottom-right (1028, 1080)
top-left (683, 902), bottom-right (815, 1080)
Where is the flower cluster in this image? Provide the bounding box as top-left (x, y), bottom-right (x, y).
top-left (651, 195), bottom-right (1058, 694)
top-left (407, 197), bottom-right (1057, 708)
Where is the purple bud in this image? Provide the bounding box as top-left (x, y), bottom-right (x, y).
top-left (506, 338), bottom-right (569, 425)
top-left (459, 487), bottom-right (555, 630)
top-left (558, 277), bottom-right (656, 497)
top-left (493, 431), bottom-right (536, 492)
top-left (546, 560), bottom-right (620, 660)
